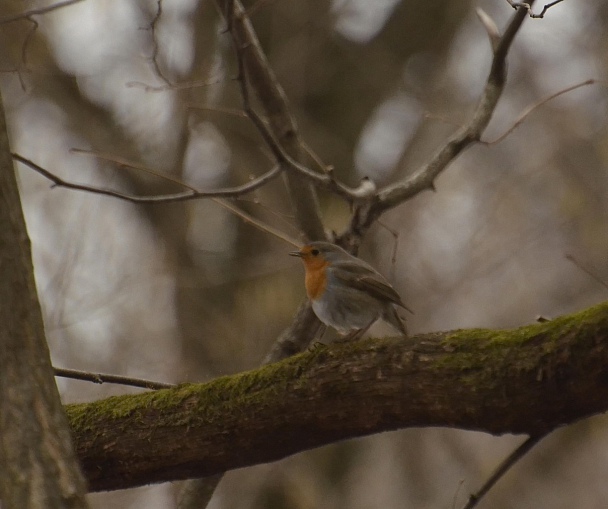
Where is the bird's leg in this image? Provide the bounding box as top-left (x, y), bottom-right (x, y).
top-left (337, 319), bottom-right (376, 342)
top-left (308, 324), bottom-right (328, 350)
top-left (335, 331), bottom-right (357, 342)
top-left (355, 319), bottom-right (375, 339)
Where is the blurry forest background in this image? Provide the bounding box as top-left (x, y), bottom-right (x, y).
top-left (2, 0), bottom-right (608, 508)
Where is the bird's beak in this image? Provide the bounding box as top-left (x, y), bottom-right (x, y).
top-left (289, 250), bottom-right (303, 257)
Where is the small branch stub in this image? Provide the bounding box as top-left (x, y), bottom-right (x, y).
top-left (477, 8), bottom-right (501, 52)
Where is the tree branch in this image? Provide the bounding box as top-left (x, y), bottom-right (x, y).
top-left (507, 0), bottom-right (564, 18)
top-left (54, 367), bottom-right (174, 391)
top-left (12, 153), bottom-right (285, 203)
top-left (360, 2), bottom-right (535, 230)
top-left (148, 0), bottom-right (171, 86)
top-left (483, 79), bottom-right (599, 145)
top-left (216, 0), bottom-right (327, 240)
top-left (461, 435), bottom-right (543, 509)
top-left (69, 300), bottom-right (608, 492)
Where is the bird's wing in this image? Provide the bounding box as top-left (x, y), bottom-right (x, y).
top-left (331, 260), bottom-right (407, 309)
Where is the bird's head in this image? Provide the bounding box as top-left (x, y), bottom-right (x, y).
top-left (289, 241), bottom-right (350, 269)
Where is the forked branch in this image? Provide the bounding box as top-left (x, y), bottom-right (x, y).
top-left (12, 153), bottom-right (283, 203)
top-left (367, 3), bottom-right (535, 225)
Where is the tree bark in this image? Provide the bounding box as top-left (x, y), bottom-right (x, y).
top-left (69, 301), bottom-right (608, 492)
top-left (0, 90), bottom-right (89, 506)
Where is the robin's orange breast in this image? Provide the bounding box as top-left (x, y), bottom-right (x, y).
top-left (303, 259), bottom-right (330, 301)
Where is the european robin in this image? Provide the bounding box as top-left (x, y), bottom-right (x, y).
top-left (290, 241), bottom-right (409, 338)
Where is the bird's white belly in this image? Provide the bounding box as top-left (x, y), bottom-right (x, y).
top-left (312, 296), bottom-right (379, 332)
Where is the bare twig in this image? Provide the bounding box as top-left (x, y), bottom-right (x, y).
top-left (363, 2), bottom-right (536, 228)
top-left (12, 152), bottom-right (284, 202)
top-left (214, 198), bottom-right (300, 247)
top-left (229, 35), bottom-right (367, 204)
top-left (15, 151), bottom-right (303, 248)
top-left (127, 77), bottom-right (224, 92)
top-left (13, 152), bottom-right (300, 246)
top-left (147, 0), bottom-right (171, 86)
top-left (69, 148), bottom-right (198, 191)
top-left (0, 0), bottom-right (85, 24)
top-left (461, 435), bottom-right (544, 509)
top-left (215, 0), bottom-right (327, 241)
top-left (19, 18), bottom-right (39, 68)
top-left (477, 8), bottom-right (500, 52)
top-left (54, 367), bottom-right (174, 390)
top-left (301, 140), bottom-right (332, 174)
top-left (452, 479), bottom-right (466, 509)
top-left (566, 254), bottom-right (608, 292)
top-left (0, 0), bottom-right (85, 87)
top-left (234, 196), bottom-right (299, 233)
top-left (484, 79), bottom-right (599, 144)
top-left (506, 0), bottom-right (565, 18)
top-left (188, 104), bottom-right (248, 118)
top-left (376, 219), bottom-right (400, 279)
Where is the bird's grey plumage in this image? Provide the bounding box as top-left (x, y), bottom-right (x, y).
top-left (303, 242), bottom-right (409, 336)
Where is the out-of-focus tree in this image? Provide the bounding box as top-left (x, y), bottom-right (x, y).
top-left (0, 83), bottom-right (89, 509)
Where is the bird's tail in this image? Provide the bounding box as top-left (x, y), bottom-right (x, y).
top-left (383, 306), bottom-right (408, 338)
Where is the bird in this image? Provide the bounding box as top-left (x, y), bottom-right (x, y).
top-left (290, 241), bottom-right (409, 339)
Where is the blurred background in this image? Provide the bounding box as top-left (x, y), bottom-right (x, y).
top-left (2, 0), bottom-right (608, 507)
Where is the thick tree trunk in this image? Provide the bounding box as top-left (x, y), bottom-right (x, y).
top-left (69, 301), bottom-right (608, 492)
top-left (0, 89), bottom-right (89, 507)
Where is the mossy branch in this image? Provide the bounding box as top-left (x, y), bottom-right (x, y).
top-left (70, 301), bottom-right (608, 492)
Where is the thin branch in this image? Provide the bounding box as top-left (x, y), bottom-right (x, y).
top-left (12, 152), bottom-right (284, 202)
top-left (367, 2), bottom-right (536, 223)
top-left (19, 18), bottom-right (39, 68)
top-left (213, 198), bottom-right (300, 247)
top-left (484, 79), bottom-right (600, 144)
top-left (229, 35), bottom-right (366, 204)
top-left (147, 0), bottom-right (171, 86)
top-left (476, 8), bottom-right (500, 52)
top-left (70, 148), bottom-right (199, 191)
top-left (215, 0), bottom-right (327, 241)
top-left (566, 254), bottom-right (608, 292)
top-left (461, 435), bottom-right (544, 509)
top-left (530, 0), bottom-right (565, 18)
top-left (301, 140), bottom-right (332, 174)
top-left (0, 0), bottom-right (84, 87)
top-left (54, 367), bottom-right (174, 390)
top-left (188, 104), bottom-right (248, 118)
top-left (14, 152), bottom-right (301, 246)
top-left (126, 77), bottom-right (224, 92)
top-left (0, 0), bottom-right (85, 24)
top-left (507, 0), bottom-right (565, 18)
top-left (227, 196), bottom-right (300, 234)
top-left (376, 219), bottom-right (400, 280)
top-left (452, 480), bottom-right (466, 509)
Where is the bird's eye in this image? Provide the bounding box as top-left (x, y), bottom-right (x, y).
top-left (311, 249), bottom-right (320, 256)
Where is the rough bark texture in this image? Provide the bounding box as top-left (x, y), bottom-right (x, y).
top-left (69, 301), bottom-right (608, 492)
top-left (0, 90), bottom-right (89, 507)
